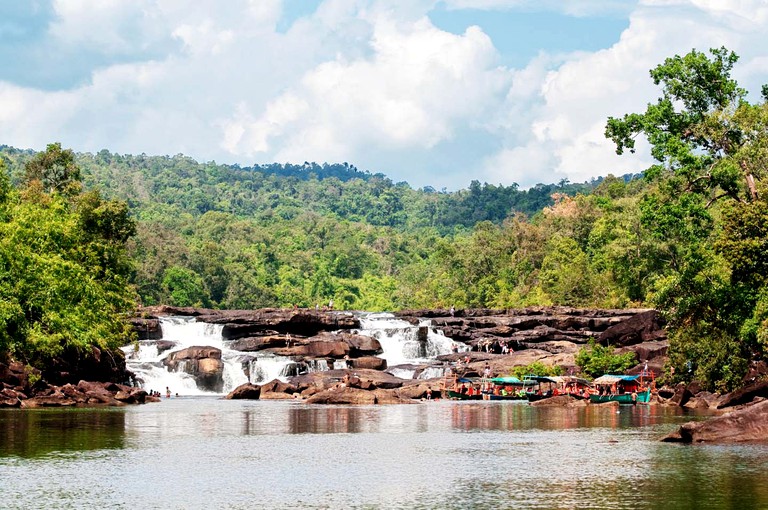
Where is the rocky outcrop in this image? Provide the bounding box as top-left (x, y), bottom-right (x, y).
top-left (662, 399), bottom-right (768, 443)
top-left (137, 306), bottom-right (361, 341)
top-left (164, 346), bottom-right (224, 392)
top-left (715, 380), bottom-right (768, 409)
top-left (225, 383), bottom-right (261, 400)
top-left (398, 306), bottom-right (661, 353)
top-left (305, 386), bottom-right (412, 405)
top-left (598, 310), bottom-right (666, 347)
top-left (129, 317), bottom-right (162, 340)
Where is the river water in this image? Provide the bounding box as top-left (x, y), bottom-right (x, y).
top-left (2, 399), bottom-right (767, 509)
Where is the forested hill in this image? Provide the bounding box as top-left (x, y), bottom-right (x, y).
top-left (0, 145), bottom-right (610, 230)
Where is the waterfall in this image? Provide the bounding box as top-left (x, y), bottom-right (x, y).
top-left (356, 313), bottom-right (466, 366)
top-left (123, 312), bottom-right (465, 393)
top-left (123, 316), bottom-right (297, 395)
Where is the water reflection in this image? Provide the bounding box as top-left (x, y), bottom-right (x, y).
top-left (1, 400), bottom-right (766, 509)
top-left (447, 401), bottom-right (694, 432)
top-left (0, 408), bottom-right (126, 458)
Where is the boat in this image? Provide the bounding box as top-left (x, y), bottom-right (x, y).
top-left (589, 374), bottom-right (652, 404)
top-left (443, 377), bottom-right (484, 400)
top-left (521, 375), bottom-right (592, 402)
top-left (482, 376), bottom-right (529, 400)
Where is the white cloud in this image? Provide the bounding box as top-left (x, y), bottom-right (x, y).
top-left (0, 0), bottom-right (767, 191)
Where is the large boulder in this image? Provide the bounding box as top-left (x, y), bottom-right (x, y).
top-left (662, 399), bottom-right (768, 443)
top-left (164, 346), bottom-right (224, 392)
top-left (129, 317), bottom-right (162, 340)
top-left (225, 383), bottom-right (261, 400)
top-left (350, 356), bottom-right (387, 370)
top-left (598, 310), bottom-right (666, 347)
top-left (715, 380), bottom-right (768, 409)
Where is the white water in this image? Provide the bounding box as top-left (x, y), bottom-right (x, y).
top-left (123, 313), bottom-right (466, 395)
top-left (355, 313), bottom-right (466, 367)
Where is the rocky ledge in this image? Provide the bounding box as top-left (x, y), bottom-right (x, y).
top-left (662, 399), bottom-right (768, 443)
top-left (0, 360), bottom-right (157, 408)
top-left (130, 305), bottom-right (671, 405)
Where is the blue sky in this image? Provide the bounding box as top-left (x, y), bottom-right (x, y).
top-left (1, 0), bottom-right (766, 190)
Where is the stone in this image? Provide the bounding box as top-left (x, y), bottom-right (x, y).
top-left (598, 310), bottom-right (666, 347)
top-left (225, 383), bottom-right (261, 400)
top-left (715, 380), bottom-right (768, 409)
top-left (349, 356), bottom-right (387, 370)
top-left (662, 399), bottom-right (768, 443)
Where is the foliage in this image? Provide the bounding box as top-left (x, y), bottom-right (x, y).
top-left (511, 362), bottom-right (563, 380)
top-left (575, 340), bottom-right (637, 379)
top-left (0, 149), bottom-right (137, 372)
top-left (606, 47), bottom-right (767, 390)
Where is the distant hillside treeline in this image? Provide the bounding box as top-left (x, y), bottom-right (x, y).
top-left (0, 144), bottom-right (633, 314)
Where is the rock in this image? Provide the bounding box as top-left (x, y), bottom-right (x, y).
top-left (350, 356), bottom-right (387, 370)
top-left (259, 379), bottom-right (297, 396)
top-left (397, 380), bottom-right (442, 400)
top-left (617, 340), bottom-right (669, 364)
top-left (21, 395), bottom-right (79, 408)
top-left (668, 383), bottom-right (693, 407)
top-left (225, 383), bottom-right (261, 400)
top-left (306, 386), bottom-right (377, 405)
top-left (715, 380), bottom-right (768, 409)
top-left (662, 399), bottom-right (768, 443)
top-left (129, 317), bottom-right (162, 340)
top-left (228, 336), bottom-right (289, 352)
top-left (598, 310), bottom-right (666, 347)
top-left (164, 346), bottom-right (224, 392)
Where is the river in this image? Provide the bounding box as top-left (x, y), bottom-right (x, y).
top-left (1, 398), bottom-right (767, 509)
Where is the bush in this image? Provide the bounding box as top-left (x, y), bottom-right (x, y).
top-left (575, 339), bottom-right (636, 379)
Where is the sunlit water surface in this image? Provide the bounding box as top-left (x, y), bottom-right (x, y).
top-left (2, 399), bottom-right (767, 509)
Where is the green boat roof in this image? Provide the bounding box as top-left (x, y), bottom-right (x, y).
top-left (490, 376), bottom-right (523, 384)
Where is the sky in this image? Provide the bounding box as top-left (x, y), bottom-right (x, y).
top-left (1, 1), bottom-right (767, 191)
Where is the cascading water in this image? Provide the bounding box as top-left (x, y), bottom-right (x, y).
top-left (123, 316), bottom-right (297, 395)
top-left (355, 312), bottom-right (466, 378)
top-left (123, 313), bottom-right (466, 394)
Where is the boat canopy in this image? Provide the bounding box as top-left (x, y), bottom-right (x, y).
top-left (549, 376), bottom-right (592, 386)
top-left (522, 375), bottom-right (559, 383)
top-left (593, 374), bottom-right (639, 385)
top-left (489, 376), bottom-right (524, 385)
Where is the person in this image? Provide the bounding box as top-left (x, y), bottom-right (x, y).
top-left (426, 387), bottom-right (432, 400)
top-left (483, 363), bottom-right (491, 378)
top-left (166, 386), bottom-right (171, 398)
top-left (328, 298), bottom-right (334, 310)
top-left (450, 305), bottom-right (455, 317)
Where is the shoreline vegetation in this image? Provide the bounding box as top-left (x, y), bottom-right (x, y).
top-left (0, 47), bottom-right (766, 444)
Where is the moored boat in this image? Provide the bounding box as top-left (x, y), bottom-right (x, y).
top-left (482, 376), bottom-right (529, 400)
top-left (589, 374), bottom-right (652, 404)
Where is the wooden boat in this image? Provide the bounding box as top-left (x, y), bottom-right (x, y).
top-left (443, 376), bottom-right (484, 400)
top-left (589, 374), bottom-right (652, 404)
top-left (522, 375), bottom-right (591, 402)
top-left (446, 389), bottom-right (483, 400)
top-left (482, 377), bottom-right (528, 400)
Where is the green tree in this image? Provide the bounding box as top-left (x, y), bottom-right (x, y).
top-left (575, 340), bottom-right (637, 379)
top-left (23, 143), bottom-right (83, 197)
top-left (606, 47), bottom-right (766, 390)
